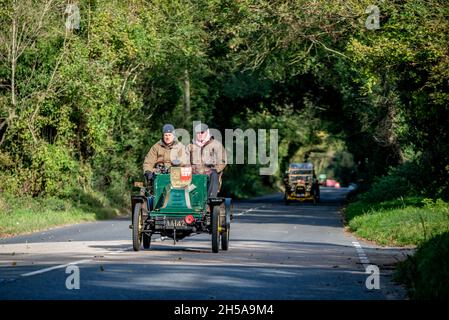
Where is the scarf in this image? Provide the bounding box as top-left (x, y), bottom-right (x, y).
top-left (194, 129), bottom-right (211, 147)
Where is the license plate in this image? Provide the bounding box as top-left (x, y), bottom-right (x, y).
top-left (166, 219), bottom-right (186, 228)
top-left (296, 193), bottom-right (304, 197)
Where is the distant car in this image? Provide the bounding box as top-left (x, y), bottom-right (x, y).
top-left (348, 183), bottom-right (358, 191)
top-left (283, 163), bottom-right (320, 205)
top-left (318, 174), bottom-right (327, 186)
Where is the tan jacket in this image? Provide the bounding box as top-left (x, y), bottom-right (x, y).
top-left (143, 140), bottom-right (189, 173)
top-left (188, 137), bottom-right (227, 174)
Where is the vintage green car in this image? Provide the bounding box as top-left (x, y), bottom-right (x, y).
top-left (283, 163), bottom-right (320, 205)
top-left (130, 165), bottom-right (232, 253)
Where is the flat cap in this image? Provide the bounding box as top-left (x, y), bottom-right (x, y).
top-left (194, 123), bottom-right (209, 133)
top-left (162, 124), bottom-right (175, 134)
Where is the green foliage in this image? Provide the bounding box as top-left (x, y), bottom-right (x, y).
top-left (0, 0), bottom-right (209, 199)
top-left (347, 157), bottom-right (447, 206)
top-left (0, 192), bottom-right (120, 236)
top-left (396, 231), bottom-right (449, 300)
top-left (347, 199), bottom-right (449, 246)
top-left (345, 159), bottom-right (449, 246)
top-left (32, 143), bottom-right (79, 196)
top-left (0, 0), bottom-right (448, 212)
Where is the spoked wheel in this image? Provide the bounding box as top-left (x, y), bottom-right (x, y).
top-left (142, 196), bottom-right (153, 249)
top-left (132, 203), bottom-right (143, 251)
top-left (221, 198), bottom-right (232, 251)
top-left (211, 206), bottom-right (220, 253)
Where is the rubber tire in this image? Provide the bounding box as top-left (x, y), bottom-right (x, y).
top-left (221, 228), bottom-right (229, 251)
top-left (284, 193), bottom-right (290, 205)
top-left (143, 233), bottom-right (151, 249)
top-left (132, 203), bottom-right (142, 251)
top-left (211, 206), bottom-right (220, 253)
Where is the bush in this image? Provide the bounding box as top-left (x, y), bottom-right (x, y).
top-left (32, 143), bottom-right (80, 197)
top-left (395, 231), bottom-right (449, 300)
top-left (0, 143), bottom-right (84, 197)
top-left (358, 161), bottom-right (424, 204)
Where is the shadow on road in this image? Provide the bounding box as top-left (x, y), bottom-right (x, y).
top-left (0, 237), bottom-right (406, 300)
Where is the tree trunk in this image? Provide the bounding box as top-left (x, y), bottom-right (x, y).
top-left (1, 2), bottom-right (18, 146)
top-left (11, 2), bottom-right (17, 109)
top-left (183, 68), bottom-right (191, 127)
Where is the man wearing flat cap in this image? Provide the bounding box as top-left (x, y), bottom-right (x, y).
top-left (143, 124), bottom-right (189, 183)
top-left (188, 123), bottom-right (227, 197)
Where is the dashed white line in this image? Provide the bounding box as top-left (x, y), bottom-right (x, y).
top-left (352, 241), bottom-right (371, 266)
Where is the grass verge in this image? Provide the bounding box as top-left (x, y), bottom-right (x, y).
top-left (345, 197), bottom-right (449, 246)
top-left (345, 192), bottom-right (449, 299)
top-left (0, 191), bottom-right (126, 237)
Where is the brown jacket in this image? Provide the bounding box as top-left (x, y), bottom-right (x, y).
top-left (143, 140), bottom-right (189, 173)
top-left (188, 137), bottom-right (227, 174)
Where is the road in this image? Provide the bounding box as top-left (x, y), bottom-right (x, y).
top-left (0, 188), bottom-right (409, 300)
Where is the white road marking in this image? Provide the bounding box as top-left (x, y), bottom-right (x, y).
top-left (20, 246), bottom-right (134, 277)
top-left (108, 247), bottom-right (134, 255)
top-left (21, 259), bottom-right (92, 277)
top-left (234, 205), bottom-right (266, 216)
top-left (352, 241), bottom-right (371, 266)
top-left (264, 230), bottom-right (289, 233)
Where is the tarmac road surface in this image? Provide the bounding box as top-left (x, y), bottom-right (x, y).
top-left (0, 187), bottom-right (411, 299)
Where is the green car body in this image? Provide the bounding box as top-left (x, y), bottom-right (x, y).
top-left (130, 167), bottom-right (232, 253)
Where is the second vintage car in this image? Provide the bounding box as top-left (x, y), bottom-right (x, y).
top-left (283, 162), bottom-right (320, 205)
